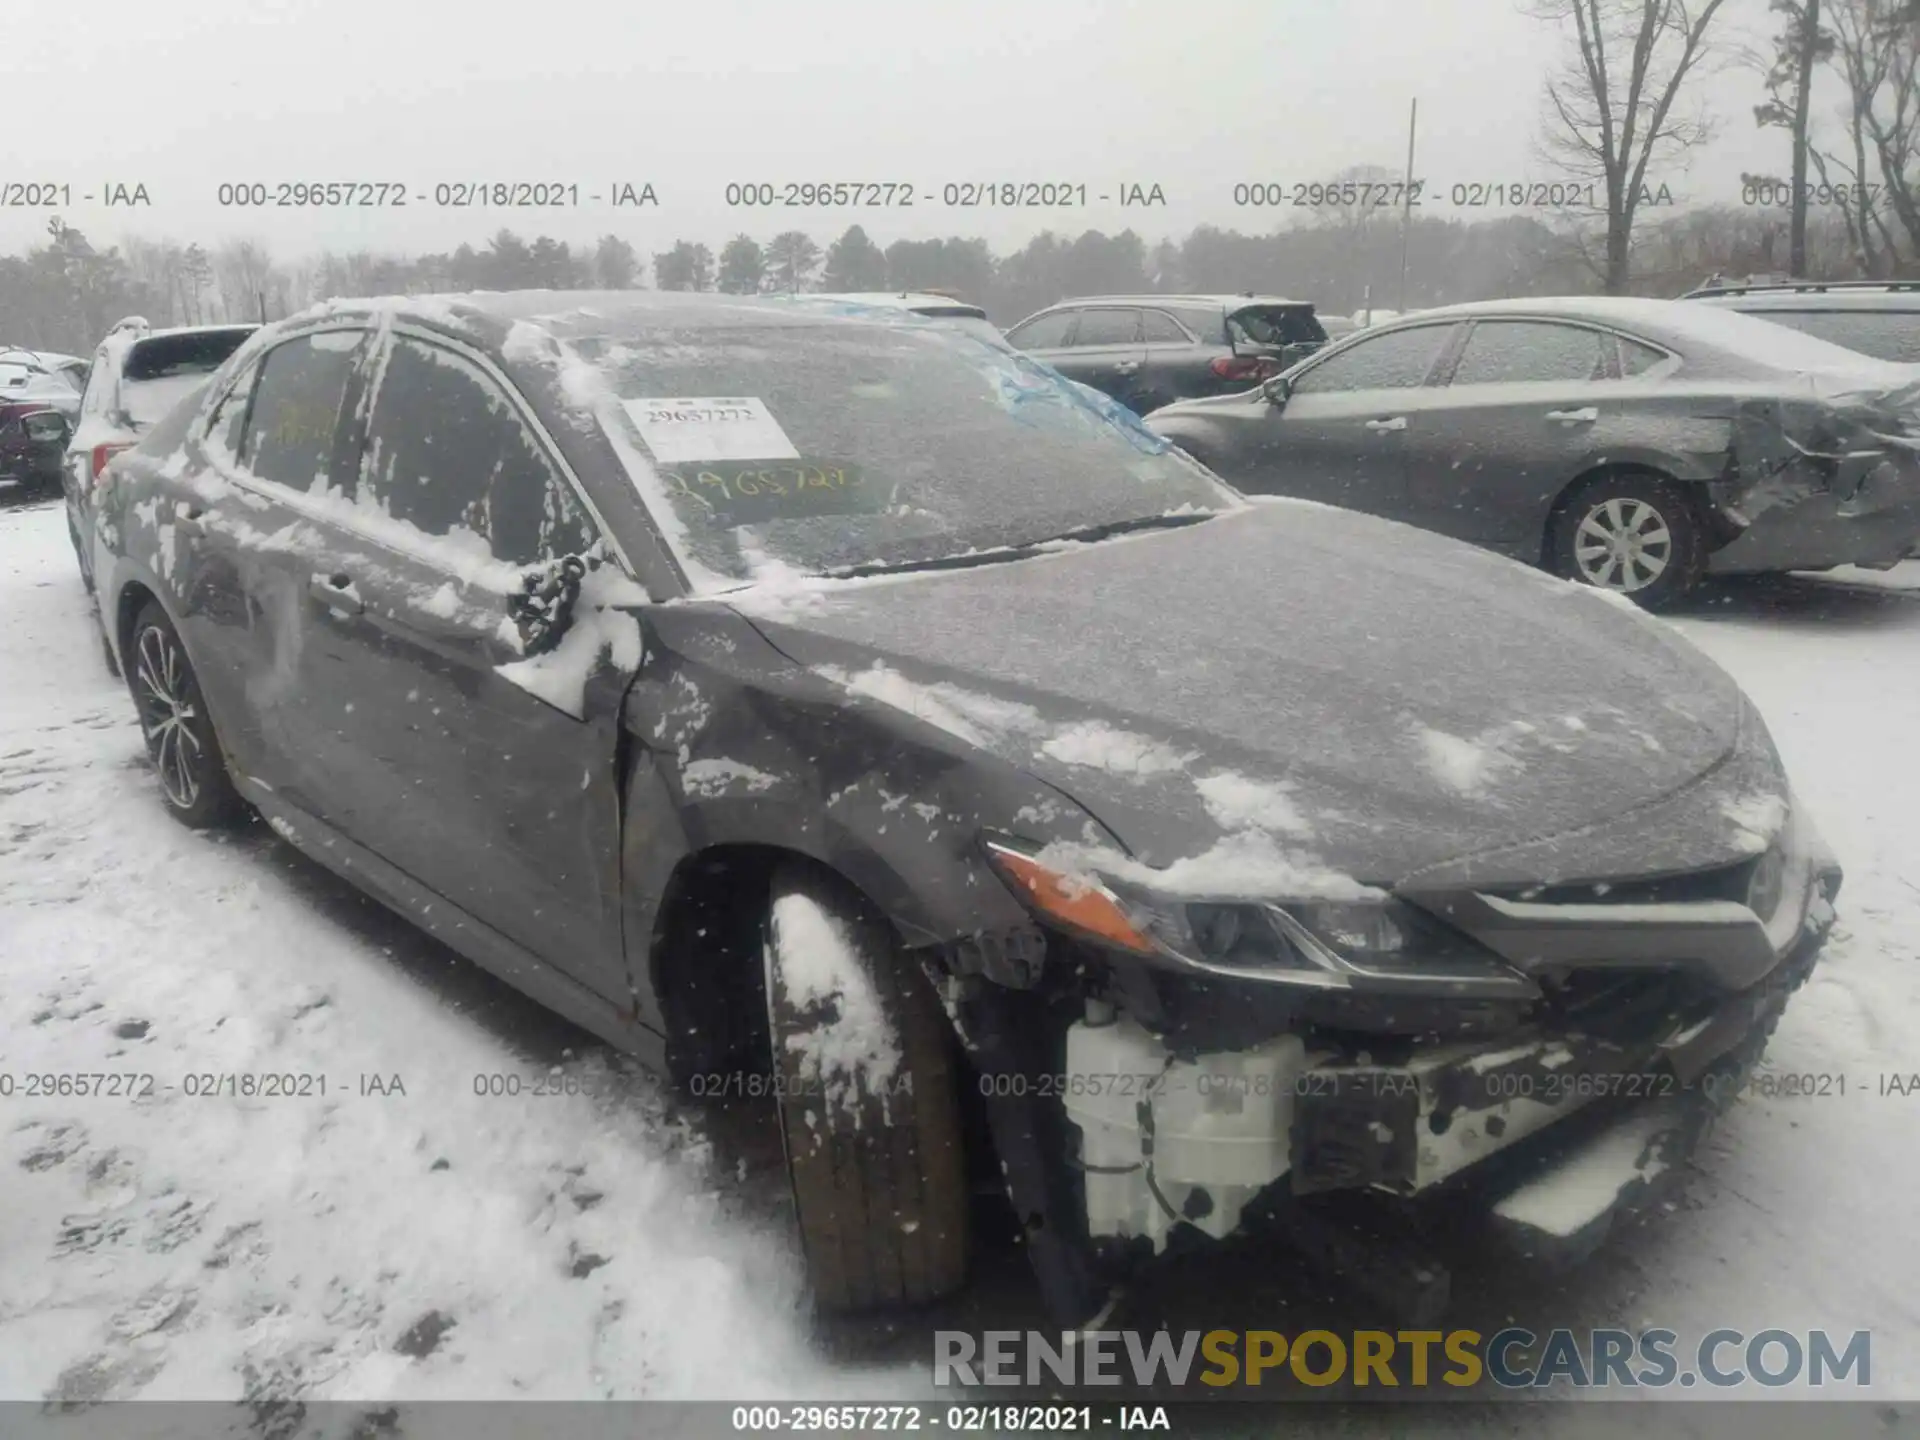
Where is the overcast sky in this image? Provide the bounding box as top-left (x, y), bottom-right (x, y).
top-left (4, 0), bottom-right (1797, 262)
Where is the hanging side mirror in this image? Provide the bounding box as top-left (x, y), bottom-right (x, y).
top-left (508, 553), bottom-right (592, 657)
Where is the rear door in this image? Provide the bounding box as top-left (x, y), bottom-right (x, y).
top-left (1134, 307), bottom-right (1220, 410)
top-left (1048, 307), bottom-right (1150, 407)
top-left (270, 325), bottom-right (637, 1003)
top-left (1397, 319), bottom-right (1623, 550)
top-left (1210, 321), bottom-right (1460, 513)
top-left (185, 327), bottom-right (381, 808)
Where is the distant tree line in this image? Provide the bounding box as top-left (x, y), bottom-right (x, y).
top-left (0, 193), bottom-right (1911, 356)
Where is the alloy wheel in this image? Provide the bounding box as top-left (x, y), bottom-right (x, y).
top-left (1573, 496), bottom-right (1672, 592)
top-left (132, 625), bottom-right (204, 809)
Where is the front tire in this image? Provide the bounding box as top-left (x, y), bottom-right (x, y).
top-left (125, 601), bottom-right (245, 829)
top-left (1549, 471), bottom-right (1706, 609)
top-left (763, 859), bottom-right (969, 1313)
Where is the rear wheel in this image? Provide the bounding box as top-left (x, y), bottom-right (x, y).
top-left (125, 602), bottom-right (245, 829)
top-left (1549, 471), bottom-right (1705, 609)
top-left (762, 859), bottom-right (969, 1312)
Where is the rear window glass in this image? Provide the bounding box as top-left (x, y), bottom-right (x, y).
top-left (123, 330), bottom-right (255, 383)
top-left (1229, 306), bottom-right (1327, 348)
top-left (1731, 308), bottom-right (1920, 365)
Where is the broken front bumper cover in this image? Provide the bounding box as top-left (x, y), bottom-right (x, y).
top-left (1063, 842), bottom-right (1838, 1275)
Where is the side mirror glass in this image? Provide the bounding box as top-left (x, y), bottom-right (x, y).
top-left (1260, 373), bottom-right (1292, 405)
top-left (23, 411), bottom-right (70, 444)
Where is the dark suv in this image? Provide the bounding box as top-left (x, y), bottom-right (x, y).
top-left (1683, 278), bottom-right (1920, 364)
top-left (1004, 294), bottom-right (1327, 414)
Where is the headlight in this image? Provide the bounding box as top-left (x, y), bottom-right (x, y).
top-left (983, 838), bottom-right (1538, 999)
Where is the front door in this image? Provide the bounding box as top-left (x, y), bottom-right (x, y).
top-left (1218, 321), bottom-right (1459, 515)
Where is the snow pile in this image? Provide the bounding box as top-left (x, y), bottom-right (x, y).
top-left (1721, 791), bottom-right (1790, 854)
top-left (1040, 721), bottom-right (1194, 778)
top-left (814, 662), bottom-right (1042, 750)
top-left (1492, 1109), bottom-right (1675, 1238)
top-left (767, 891), bottom-right (902, 1127)
top-left (1193, 771), bottom-right (1313, 837)
top-left (1414, 721), bottom-right (1536, 798)
top-left (681, 758), bottom-right (780, 798)
top-left (1034, 833), bottom-right (1379, 904)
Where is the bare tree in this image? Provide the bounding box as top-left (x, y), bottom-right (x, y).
top-left (1818, 0), bottom-right (1920, 270)
top-left (213, 239), bottom-right (277, 323)
top-left (1526, 0), bottom-right (1735, 291)
top-left (1749, 0), bottom-right (1833, 274)
top-left (1304, 164), bottom-right (1405, 312)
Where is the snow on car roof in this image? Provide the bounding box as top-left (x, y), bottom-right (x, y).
top-left (805, 292), bottom-right (987, 315)
top-left (1372, 294), bottom-right (1915, 375)
top-left (285, 289), bottom-right (982, 342)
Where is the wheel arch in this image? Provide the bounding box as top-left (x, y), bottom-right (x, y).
top-left (111, 574), bottom-right (170, 671)
top-left (1538, 460), bottom-right (1717, 570)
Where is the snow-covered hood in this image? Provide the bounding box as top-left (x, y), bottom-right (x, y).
top-left (735, 502), bottom-right (1770, 889)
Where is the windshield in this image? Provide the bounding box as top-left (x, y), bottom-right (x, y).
top-left (574, 320), bottom-right (1236, 589)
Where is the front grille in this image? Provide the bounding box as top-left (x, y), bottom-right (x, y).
top-left (1505, 860), bottom-right (1757, 909)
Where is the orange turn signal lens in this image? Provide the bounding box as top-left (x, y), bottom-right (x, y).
top-left (984, 842), bottom-right (1157, 955)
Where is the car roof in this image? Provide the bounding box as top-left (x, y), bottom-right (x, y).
top-left (1371, 295), bottom-right (1731, 329)
top-left (272, 291), bottom-right (1011, 351)
top-left (1689, 289), bottom-right (1920, 311)
top-left (1040, 294), bottom-right (1308, 310)
top-left (805, 292), bottom-right (988, 316)
top-left (102, 320), bottom-right (261, 347)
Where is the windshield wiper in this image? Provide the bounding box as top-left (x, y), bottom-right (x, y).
top-left (822, 510), bottom-right (1223, 580)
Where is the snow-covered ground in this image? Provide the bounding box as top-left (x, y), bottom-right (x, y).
top-left (3, 488), bottom-right (1918, 1411)
top-left (0, 496), bottom-right (919, 1408)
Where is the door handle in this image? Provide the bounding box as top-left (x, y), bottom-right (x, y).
top-left (1364, 416), bottom-right (1408, 432)
top-left (309, 572), bottom-right (364, 616)
top-left (1546, 407), bottom-right (1599, 424)
top-left (1113, 360), bottom-right (1141, 375)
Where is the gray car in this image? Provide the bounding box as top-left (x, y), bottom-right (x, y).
top-left (1005, 294), bottom-right (1328, 415)
top-left (1146, 296), bottom-right (1920, 607)
top-left (87, 289), bottom-right (1841, 1323)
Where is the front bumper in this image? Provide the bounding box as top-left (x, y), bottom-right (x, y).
top-left (1062, 847), bottom-right (1838, 1265)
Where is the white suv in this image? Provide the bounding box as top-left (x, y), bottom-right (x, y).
top-left (64, 319), bottom-right (257, 590)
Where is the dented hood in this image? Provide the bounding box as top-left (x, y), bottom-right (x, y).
top-left (736, 502), bottom-right (1777, 889)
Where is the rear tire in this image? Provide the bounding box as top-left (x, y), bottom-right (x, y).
top-left (763, 859), bottom-right (969, 1313)
top-left (1549, 470), bottom-right (1706, 610)
top-left (124, 601), bottom-right (245, 829)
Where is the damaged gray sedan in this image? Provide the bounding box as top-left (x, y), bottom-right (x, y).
top-left (1146, 296), bottom-right (1920, 606)
top-left (88, 292), bottom-right (1841, 1328)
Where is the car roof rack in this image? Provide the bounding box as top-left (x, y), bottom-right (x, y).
top-left (1682, 277), bottom-right (1920, 298)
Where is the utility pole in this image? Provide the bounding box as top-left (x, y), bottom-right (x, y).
top-left (1398, 98), bottom-right (1418, 314)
